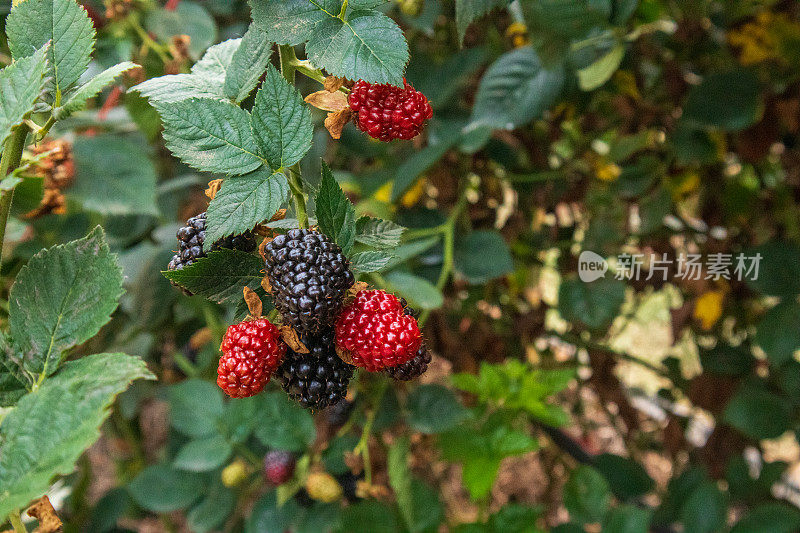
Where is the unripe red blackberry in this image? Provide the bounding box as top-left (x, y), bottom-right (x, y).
top-left (278, 330), bottom-right (354, 410)
top-left (348, 79), bottom-right (432, 142)
top-left (216, 318), bottom-right (285, 398)
top-left (335, 290), bottom-right (422, 371)
top-left (167, 212), bottom-right (257, 292)
top-left (263, 450), bottom-right (296, 485)
top-left (263, 229), bottom-right (354, 335)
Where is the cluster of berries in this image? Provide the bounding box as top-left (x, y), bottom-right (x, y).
top-left (168, 223), bottom-right (431, 409)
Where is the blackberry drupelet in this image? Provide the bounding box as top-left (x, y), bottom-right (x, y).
top-left (264, 229), bottom-right (354, 335)
top-left (278, 330), bottom-right (355, 410)
top-left (386, 344), bottom-right (432, 381)
top-left (167, 211), bottom-right (256, 271)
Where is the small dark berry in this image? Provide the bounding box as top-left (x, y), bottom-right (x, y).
top-left (386, 344), bottom-right (432, 381)
top-left (326, 399), bottom-right (354, 428)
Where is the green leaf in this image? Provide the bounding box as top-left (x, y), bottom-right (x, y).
top-left (0, 47), bottom-right (48, 146)
top-left (167, 379), bottom-right (225, 438)
top-left (558, 277), bottom-right (626, 330)
top-left (680, 481), bottom-right (727, 533)
top-left (563, 466), bottom-right (611, 524)
top-left (594, 454), bottom-right (654, 501)
top-left (145, 1), bottom-right (217, 59)
top-left (205, 169), bottom-right (289, 250)
top-left (254, 392), bottom-right (316, 451)
top-left (385, 271), bottom-right (444, 310)
top-left (699, 344), bottom-right (754, 376)
top-left (350, 251), bottom-right (394, 273)
top-left (731, 503), bottom-right (800, 533)
top-left (128, 465), bottom-right (205, 513)
top-left (454, 231), bottom-right (513, 283)
top-left (683, 70), bottom-right (761, 131)
top-left (249, 0), bottom-right (337, 46)
top-left (488, 504), bottom-right (543, 533)
top-left (70, 135), bottom-right (158, 216)
top-left (754, 301), bottom-right (800, 366)
top-left (577, 43), bottom-right (625, 91)
top-left (0, 353), bottom-right (153, 518)
top-left (173, 435), bottom-right (232, 472)
top-left (8, 227), bottom-right (123, 377)
top-left (157, 98), bottom-right (266, 175)
top-left (340, 500), bottom-right (402, 533)
top-left (355, 217), bottom-right (405, 248)
top-left (56, 61), bottom-right (137, 119)
top-left (603, 505), bottom-right (652, 533)
top-left (388, 437), bottom-right (414, 531)
top-left (440, 422), bottom-right (536, 500)
top-left (315, 162), bottom-right (356, 254)
top-left (407, 384), bottom-right (471, 434)
top-left (247, 492), bottom-right (301, 533)
top-left (250, 1), bottom-right (408, 85)
top-left (745, 241), bottom-right (800, 297)
top-left (306, 11), bottom-right (409, 86)
top-left (191, 39), bottom-right (240, 83)
top-left (132, 73), bottom-right (226, 104)
top-left (187, 481), bottom-right (236, 533)
top-left (251, 65), bottom-right (313, 169)
top-left (724, 382), bottom-right (791, 439)
top-left (469, 46), bottom-right (565, 130)
top-left (6, 0), bottom-right (95, 104)
top-left (455, 0), bottom-right (510, 42)
top-left (163, 249), bottom-right (266, 304)
top-left (225, 25), bottom-right (274, 103)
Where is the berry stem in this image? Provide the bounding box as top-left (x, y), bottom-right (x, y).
top-left (278, 45), bottom-right (310, 229)
top-left (8, 511), bottom-right (25, 533)
top-left (0, 125), bottom-right (29, 270)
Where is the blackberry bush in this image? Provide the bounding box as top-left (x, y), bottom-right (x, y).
top-left (263, 229), bottom-right (354, 335)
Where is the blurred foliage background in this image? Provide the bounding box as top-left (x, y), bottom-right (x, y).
top-left (3, 0), bottom-right (800, 531)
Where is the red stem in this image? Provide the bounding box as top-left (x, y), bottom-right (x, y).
top-left (165, 0), bottom-right (180, 11)
top-left (97, 86), bottom-right (123, 121)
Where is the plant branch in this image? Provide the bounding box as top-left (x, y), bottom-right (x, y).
top-left (0, 125), bottom-right (29, 269)
top-left (278, 45), bottom-right (310, 229)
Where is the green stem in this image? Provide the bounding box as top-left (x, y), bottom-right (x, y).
top-left (9, 511), bottom-right (26, 533)
top-left (278, 45), bottom-right (310, 229)
top-left (0, 126), bottom-right (29, 269)
top-left (354, 379), bottom-right (388, 486)
top-left (286, 164), bottom-right (309, 229)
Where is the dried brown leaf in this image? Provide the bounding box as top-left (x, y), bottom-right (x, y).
top-left (324, 108), bottom-right (353, 140)
top-left (28, 496), bottom-right (62, 533)
top-left (305, 90), bottom-right (349, 112)
top-left (243, 287), bottom-right (263, 318)
top-left (205, 179), bottom-right (224, 200)
top-left (280, 325), bottom-right (309, 354)
top-left (336, 345), bottom-right (354, 365)
top-left (324, 76), bottom-right (346, 92)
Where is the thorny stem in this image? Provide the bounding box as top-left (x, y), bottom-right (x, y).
top-left (9, 511), bottom-right (25, 533)
top-left (278, 45), bottom-right (310, 229)
top-left (0, 125), bottom-right (29, 270)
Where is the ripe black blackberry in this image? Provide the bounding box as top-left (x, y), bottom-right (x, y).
top-left (264, 229), bottom-right (354, 335)
top-left (167, 212), bottom-right (256, 271)
top-left (278, 331), bottom-right (355, 410)
top-left (386, 344), bottom-right (432, 381)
